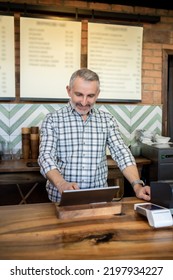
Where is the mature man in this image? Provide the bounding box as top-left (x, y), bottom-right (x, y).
top-left (38, 68), bottom-right (150, 202)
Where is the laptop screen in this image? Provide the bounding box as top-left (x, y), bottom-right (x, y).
top-left (59, 186), bottom-right (120, 207)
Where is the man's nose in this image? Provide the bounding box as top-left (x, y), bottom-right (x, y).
top-left (81, 96), bottom-right (88, 106)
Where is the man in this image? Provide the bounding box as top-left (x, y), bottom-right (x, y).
top-left (38, 68), bottom-right (150, 202)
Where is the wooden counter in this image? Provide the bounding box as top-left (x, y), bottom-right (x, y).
top-left (0, 157), bottom-right (151, 175)
top-left (0, 157), bottom-right (151, 204)
top-left (0, 159), bottom-right (40, 173)
top-left (107, 156), bottom-right (151, 169)
top-left (0, 197), bottom-right (173, 260)
top-left (0, 159), bottom-right (46, 205)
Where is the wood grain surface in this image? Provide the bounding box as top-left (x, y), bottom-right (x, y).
top-left (0, 197), bottom-right (173, 260)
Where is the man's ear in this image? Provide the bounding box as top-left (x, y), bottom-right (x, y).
top-left (66, 85), bottom-right (71, 97)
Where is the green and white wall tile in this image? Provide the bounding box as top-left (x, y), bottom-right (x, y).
top-left (0, 104), bottom-right (11, 143)
top-left (100, 104), bottom-right (132, 146)
top-left (0, 103), bottom-right (162, 152)
top-left (130, 105), bottom-right (162, 145)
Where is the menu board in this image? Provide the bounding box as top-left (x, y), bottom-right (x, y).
top-left (0, 15), bottom-right (15, 99)
top-left (20, 17), bottom-right (81, 100)
top-left (88, 22), bottom-right (143, 101)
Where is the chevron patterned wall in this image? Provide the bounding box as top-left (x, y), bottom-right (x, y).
top-left (0, 103), bottom-right (162, 156)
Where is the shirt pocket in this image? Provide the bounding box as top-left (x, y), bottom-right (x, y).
top-left (89, 128), bottom-right (108, 155)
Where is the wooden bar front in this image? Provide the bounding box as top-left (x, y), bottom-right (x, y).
top-left (0, 197), bottom-right (173, 260)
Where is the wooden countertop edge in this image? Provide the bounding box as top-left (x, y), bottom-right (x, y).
top-left (0, 156), bottom-right (151, 173)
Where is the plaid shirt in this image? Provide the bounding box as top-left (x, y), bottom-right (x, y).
top-left (38, 102), bottom-right (135, 202)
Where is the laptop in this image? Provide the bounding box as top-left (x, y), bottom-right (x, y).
top-left (59, 186), bottom-right (120, 207)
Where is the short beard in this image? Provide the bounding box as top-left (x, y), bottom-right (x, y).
top-left (70, 100), bottom-right (93, 115)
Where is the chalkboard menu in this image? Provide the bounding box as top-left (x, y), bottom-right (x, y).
top-left (20, 17), bottom-right (81, 100)
top-left (0, 15), bottom-right (15, 99)
top-left (88, 22), bottom-right (143, 102)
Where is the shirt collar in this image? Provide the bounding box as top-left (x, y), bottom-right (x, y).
top-left (67, 101), bottom-right (74, 113)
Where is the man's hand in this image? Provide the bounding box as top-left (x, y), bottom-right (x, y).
top-left (134, 185), bottom-right (151, 201)
top-left (58, 180), bottom-right (79, 194)
top-left (46, 169), bottom-right (79, 194)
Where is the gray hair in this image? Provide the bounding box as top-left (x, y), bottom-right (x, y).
top-left (69, 68), bottom-right (100, 91)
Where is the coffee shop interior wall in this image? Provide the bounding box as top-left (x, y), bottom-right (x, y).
top-left (1, 0), bottom-right (173, 152)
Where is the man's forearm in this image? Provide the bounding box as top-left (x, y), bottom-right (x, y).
top-left (46, 169), bottom-right (79, 193)
top-left (122, 165), bottom-right (150, 201)
top-left (46, 169), bottom-right (66, 192)
top-left (122, 164), bottom-right (144, 193)
top-left (122, 165), bottom-right (140, 184)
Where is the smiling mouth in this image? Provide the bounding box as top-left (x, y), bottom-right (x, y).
top-left (77, 104), bottom-right (90, 110)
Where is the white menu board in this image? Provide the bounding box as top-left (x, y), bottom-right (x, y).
top-left (0, 15), bottom-right (15, 99)
top-left (88, 22), bottom-right (143, 101)
top-left (20, 17), bottom-right (81, 100)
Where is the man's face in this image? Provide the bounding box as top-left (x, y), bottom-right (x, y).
top-left (66, 77), bottom-right (100, 116)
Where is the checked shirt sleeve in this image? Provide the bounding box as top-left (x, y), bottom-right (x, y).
top-left (38, 113), bottom-right (61, 178)
top-left (107, 116), bottom-right (136, 171)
